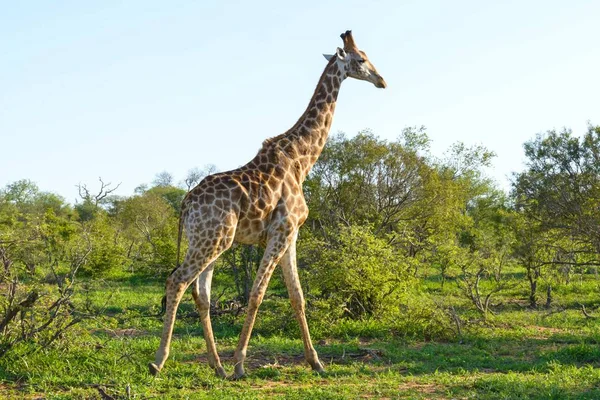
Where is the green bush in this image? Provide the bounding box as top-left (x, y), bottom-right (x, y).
top-left (300, 224), bottom-right (414, 319)
top-left (81, 215), bottom-right (127, 277)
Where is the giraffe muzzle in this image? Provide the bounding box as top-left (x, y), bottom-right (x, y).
top-left (375, 77), bottom-right (387, 89)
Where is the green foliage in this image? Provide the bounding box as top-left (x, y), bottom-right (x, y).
top-left (145, 185), bottom-right (187, 213)
top-left (74, 199), bottom-right (99, 222)
top-left (301, 224), bottom-right (414, 319)
top-left (1, 274), bottom-right (599, 399)
top-left (305, 129), bottom-right (430, 235)
top-left (514, 125), bottom-right (600, 256)
top-left (2, 124), bottom-right (600, 398)
top-left (0, 183), bottom-right (93, 359)
top-left (513, 124), bottom-right (600, 306)
top-left (113, 190), bottom-right (180, 273)
top-left (80, 214), bottom-right (127, 277)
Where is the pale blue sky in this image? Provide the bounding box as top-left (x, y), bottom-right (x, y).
top-left (1, 1), bottom-right (599, 202)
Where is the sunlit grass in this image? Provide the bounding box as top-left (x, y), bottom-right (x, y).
top-left (1, 270), bottom-right (599, 399)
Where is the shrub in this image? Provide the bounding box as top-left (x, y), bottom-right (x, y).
top-left (300, 224), bottom-right (413, 319)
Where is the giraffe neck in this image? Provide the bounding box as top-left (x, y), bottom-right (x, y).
top-left (281, 58), bottom-right (346, 180)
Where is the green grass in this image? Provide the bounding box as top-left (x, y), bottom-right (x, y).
top-left (1, 270), bottom-right (599, 399)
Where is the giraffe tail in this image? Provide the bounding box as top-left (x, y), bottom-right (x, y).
top-left (160, 202), bottom-right (185, 315)
top-left (175, 203), bottom-right (184, 271)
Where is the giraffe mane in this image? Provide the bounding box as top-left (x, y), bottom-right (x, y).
top-left (255, 55), bottom-right (338, 157)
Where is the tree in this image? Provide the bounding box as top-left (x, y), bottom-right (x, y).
top-left (0, 182), bottom-right (92, 357)
top-left (455, 198), bottom-right (515, 319)
top-left (511, 213), bottom-right (553, 308)
top-left (112, 189), bottom-right (180, 273)
top-left (184, 165), bottom-right (217, 190)
top-left (305, 129), bottom-right (430, 239)
top-left (75, 178), bottom-right (120, 221)
top-left (152, 171), bottom-right (175, 188)
top-left (219, 245), bottom-right (263, 306)
top-left (513, 125), bottom-right (600, 269)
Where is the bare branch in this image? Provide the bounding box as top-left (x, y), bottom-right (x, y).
top-left (94, 177), bottom-right (121, 205)
top-left (579, 303), bottom-right (597, 320)
top-left (95, 386), bottom-right (116, 400)
top-left (0, 290), bottom-right (38, 333)
top-left (77, 182), bottom-right (91, 202)
top-left (76, 178), bottom-right (121, 206)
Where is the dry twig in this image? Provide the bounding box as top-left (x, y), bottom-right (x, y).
top-left (95, 386), bottom-right (116, 400)
top-left (579, 303), bottom-right (597, 319)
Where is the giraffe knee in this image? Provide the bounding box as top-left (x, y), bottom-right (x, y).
top-left (166, 274), bottom-right (178, 287)
top-left (249, 288), bottom-right (266, 307)
top-left (165, 275), bottom-right (187, 302)
top-left (192, 282), bottom-right (211, 316)
top-left (289, 292), bottom-right (306, 312)
top-left (195, 294), bottom-right (211, 315)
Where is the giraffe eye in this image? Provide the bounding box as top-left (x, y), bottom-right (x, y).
top-left (358, 59), bottom-right (366, 64)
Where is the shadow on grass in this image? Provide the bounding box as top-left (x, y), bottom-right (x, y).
top-left (190, 330), bottom-right (600, 376)
top-left (103, 272), bottom-right (166, 286)
top-left (163, 326), bottom-right (600, 378)
top-left (171, 333), bottom-right (600, 399)
top-left (371, 332), bottom-right (600, 375)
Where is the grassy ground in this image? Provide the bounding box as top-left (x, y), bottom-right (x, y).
top-left (1, 272), bottom-right (599, 399)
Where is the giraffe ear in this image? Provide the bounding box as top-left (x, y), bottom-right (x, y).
top-left (323, 48), bottom-right (347, 62)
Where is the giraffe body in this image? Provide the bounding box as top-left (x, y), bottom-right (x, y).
top-left (150, 30), bottom-right (386, 379)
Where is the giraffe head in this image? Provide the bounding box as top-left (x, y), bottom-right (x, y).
top-left (324, 30), bottom-right (387, 89)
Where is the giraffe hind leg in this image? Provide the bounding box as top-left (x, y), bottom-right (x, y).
top-left (191, 264), bottom-right (227, 378)
top-left (149, 263), bottom-right (192, 375)
top-left (150, 234), bottom-right (232, 375)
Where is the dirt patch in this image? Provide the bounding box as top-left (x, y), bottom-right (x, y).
top-left (0, 384), bottom-right (45, 400)
top-left (358, 337), bottom-right (377, 346)
top-left (397, 381), bottom-right (439, 394)
top-left (525, 325), bottom-right (564, 339)
top-left (90, 328), bottom-right (146, 338)
top-left (194, 350), bottom-right (305, 369)
top-left (246, 379), bottom-right (447, 399)
top-left (407, 342), bottom-right (427, 350)
top-left (193, 347), bottom-right (387, 369)
top-left (247, 380), bottom-right (325, 390)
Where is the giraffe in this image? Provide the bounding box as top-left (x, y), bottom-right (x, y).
top-left (149, 30), bottom-right (387, 379)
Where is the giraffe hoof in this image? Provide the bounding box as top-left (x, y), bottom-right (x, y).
top-left (311, 360), bottom-right (326, 375)
top-left (227, 372), bottom-right (245, 381)
top-left (228, 364), bottom-right (245, 380)
top-left (148, 362), bottom-right (161, 376)
top-left (214, 366), bottom-right (227, 379)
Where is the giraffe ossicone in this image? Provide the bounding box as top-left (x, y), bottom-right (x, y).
top-left (149, 30), bottom-right (386, 379)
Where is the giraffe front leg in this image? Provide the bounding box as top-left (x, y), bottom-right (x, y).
top-left (230, 233), bottom-right (292, 379)
top-left (191, 264), bottom-right (227, 378)
top-left (280, 233), bottom-right (324, 374)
